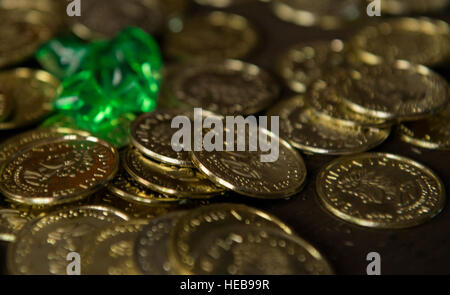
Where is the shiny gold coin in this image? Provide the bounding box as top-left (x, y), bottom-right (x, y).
top-left (277, 39), bottom-right (347, 93)
top-left (0, 68), bottom-right (59, 130)
top-left (330, 62), bottom-right (449, 121)
top-left (308, 79), bottom-right (392, 128)
top-left (69, 0), bottom-right (164, 40)
top-left (0, 92), bottom-right (12, 122)
top-left (191, 125), bottom-right (307, 199)
top-left (316, 153), bottom-right (446, 229)
top-left (0, 135), bottom-right (119, 206)
top-left (168, 203), bottom-right (294, 275)
top-left (350, 17), bottom-right (450, 67)
top-left (165, 11), bottom-right (258, 61)
top-left (193, 225), bottom-right (334, 274)
top-left (108, 166), bottom-right (181, 205)
top-left (380, 0), bottom-right (449, 15)
top-left (123, 147), bottom-right (225, 198)
top-left (0, 209), bottom-right (34, 242)
top-left (135, 211), bottom-right (188, 274)
top-left (0, 9), bottom-right (60, 68)
top-left (398, 103), bottom-right (450, 150)
top-left (267, 96), bottom-right (390, 155)
top-left (7, 205), bottom-right (128, 275)
top-left (82, 220), bottom-right (149, 275)
top-left (272, 0), bottom-right (364, 30)
top-left (172, 60), bottom-right (280, 115)
top-left (0, 127), bottom-right (91, 166)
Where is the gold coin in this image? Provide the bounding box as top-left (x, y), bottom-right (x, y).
top-left (0, 127), bottom-right (91, 166)
top-left (267, 96), bottom-right (390, 155)
top-left (380, 0), bottom-right (449, 15)
top-left (172, 60), bottom-right (280, 115)
top-left (316, 153), bottom-right (446, 229)
top-left (7, 205), bottom-right (128, 275)
top-left (68, 0), bottom-right (165, 40)
top-left (0, 92), bottom-right (13, 122)
top-left (135, 211), bottom-right (188, 274)
top-left (193, 225), bottom-right (334, 274)
top-left (165, 11), bottom-right (258, 61)
top-left (398, 103), bottom-right (450, 150)
top-left (0, 135), bottom-right (119, 206)
top-left (81, 220), bottom-right (149, 275)
top-left (0, 9), bottom-right (60, 68)
top-left (168, 203), bottom-right (294, 275)
top-left (272, 0), bottom-right (364, 30)
top-left (350, 17), bottom-right (450, 67)
top-left (108, 165), bottom-right (181, 205)
top-left (277, 39), bottom-right (347, 93)
top-left (330, 62), bottom-right (449, 121)
top-left (191, 125), bottom-right (307, 199)
top-left (308, 79), bottom-right (392, 128)
top-left (123, 147), bottom-right (225, 198)
top-left (0, 209), bottom-right (34, 242)
top-left (194, 0), bottom-right (254, 7)
top-left (0, 68), bottom-right (59, 130)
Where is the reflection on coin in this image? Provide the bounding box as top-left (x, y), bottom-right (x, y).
top-left (330, 62), bottom-right (449, 121)
top-left (82, 220), bottom-right (149, 275)
top-left (272, 0), bottom-right (364, 30)
top-left (0, 209), bottom-right (34, 242)
top-left (131, 109), bottom-right (197, 167)
top-left (123, 147), bottom-right (224, 198)
top-left (0, 93), bottom-right (12, 122)
top-left (309, 79), bottom-right (391, 128)
top-left (69, 0), bottom-right (164, 40)
top-left (0, 9), bottom-right (61, 68)
top-left (108, 166), bottom-right (181, 205)
top-left (0, 127), bottom-right (91, 165)
top-left (350, 17), bottom-right (450, 67)
top-left (135, 211), bottom-right (187, 274)
top-left (169, 203), bottom-right (293, 275)
top-left (267, 96), bottom-right (390, 155)
top-left (0, 135), bottom-right (119, 206)
top-left (381, 0), bottom-right (449, 15)
top-left (165, 11), bottom-right (258, 61)
top-left (316, 153), bottom-right (446, 229)
top-left (398, 103), bottom-right (450, 150)
top-left (277, 39), bottom-right (347, 93)
top-left (7, 206), bottom-right (128, 275)
top-left (191, 127), bottom-right (306, 199)
top-left (194, 225), bottom-right (334, 274)
top-left (0, 68), bottom-right (59, 130)
top-left (172, 60), bottom-right (280, 115)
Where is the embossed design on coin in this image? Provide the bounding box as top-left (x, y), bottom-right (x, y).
top-left (169, 203), bottom-right (293, 274)
top-left (0, 135), bottom-right (119, 206)
top-left (7, 206), bottom-right (129, 275)
top-left (123, 148), bottom-right (224, 198)
top-left (195, 225), bottom-right (334, 274)
top-left (0, 68), bottom-right (59, 130)
top-left (316, 153), bottom-right (446, 228)
top-left (191, 126), bottom-right (306, 198)
top-left (351, 17), bottom-right (450, 67)
top-left (82, 220), bottom-right (149, 275)
top-left (398, 103), bottom-right (450, 150)
top-left (69, 0), bottom-right (164, 40)
top-left (165, 11), bottom-right (258, 61)
top-left (330, 62), bottom-right (449, 120)
top-left (135, 211), bottom-right (187, 274)
top-left (267, 96), bottom-right (390, 155)
top-left (173, 60), bottom-right (280, 115)
top-left (0, 209), bottom-right (34, 243)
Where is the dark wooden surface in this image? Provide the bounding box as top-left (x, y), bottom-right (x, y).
top-left (1, 1), bottom-right (449, 275)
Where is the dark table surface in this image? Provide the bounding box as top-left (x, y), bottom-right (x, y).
top-left (1, 1), bottom-right (449, 275)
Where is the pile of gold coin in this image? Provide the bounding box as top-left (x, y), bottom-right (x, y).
top-left (1, 0), bottom-right (450, 275)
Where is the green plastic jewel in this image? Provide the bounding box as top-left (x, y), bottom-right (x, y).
top-left (39, 27), bottom-right (162, 139)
